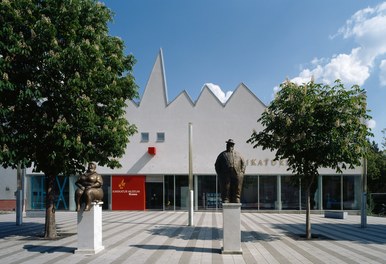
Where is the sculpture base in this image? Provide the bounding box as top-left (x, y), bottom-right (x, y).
top-left (222, 203), bottom-right (242, 254)
top-left (74, 202), bottom-right (104, 255)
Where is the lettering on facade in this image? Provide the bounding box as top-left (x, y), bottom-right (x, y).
top-left (128, 190), bottom-right (140, 196)
top-left (112, 189), bottom-right (141, 196)
top-left (112, 190), bottom-right (128, 193)
top-left (246, 158), bottom-right (288, 167)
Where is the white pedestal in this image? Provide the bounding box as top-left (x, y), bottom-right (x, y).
top-left (75, 202), bottom-right (104, 254)
top-left (222, 203), bottom-right (242, 254)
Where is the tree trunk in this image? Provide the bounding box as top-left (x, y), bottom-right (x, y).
top-left (305, 186), bottom-right (311, 239)
top-left (44, 173), bottom-right (57, 239)
top-left (305, 174), bottom-right (316, 240)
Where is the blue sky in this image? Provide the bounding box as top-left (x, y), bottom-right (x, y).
top-left (102, 0), bottom-right (386, 148)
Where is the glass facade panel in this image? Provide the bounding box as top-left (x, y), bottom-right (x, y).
top-left (164, 175), bottom-right (175, 210)
top-left (241, 176), bottom-right (259, 209)
top-left (26, 173), bottom-right (361, 212)
top-left (101, 175), bottom-right (110, 210)
top-left (300, 179), bottom-right (319, 210)
top-left (259, 176), bottom-right (277, 209)
top-left (323, 176), bottom-right (342, 210)
top-left (281, 176), bottom-right (300, 210)
top-left (174, 175), bottom-right (189, 210)
top-left (197, 175), bottom-right (219, 210)
top-left (343, 176), bottom-right (360, 210)
top-left (28, 175), bottom-right (70, 210)
top-left (146, 182), bottom-right (163, 210)
top-left (55, 176), bottom-right (69, 210)
top-left (29, 175), bottom-right (45, 210)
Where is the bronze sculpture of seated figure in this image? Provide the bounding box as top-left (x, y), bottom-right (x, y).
top-left (75, 162), bottom-right (104, 211)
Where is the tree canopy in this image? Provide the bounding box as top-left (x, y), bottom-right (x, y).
top-left (0, 0), bottom-right (138, 174)
top-left (367, 141), bottom-right (386, 194)
top-left (248, 79), bottom-right (372, 238)
top-left (0, 0), bottom-right (138, 238)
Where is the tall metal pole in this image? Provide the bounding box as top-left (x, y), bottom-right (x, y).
top-left (360, 91), bottom-right (368, 228)
top-left (188, 122), bottom-right (194, 226)
top-left (16, 164), bottom-right (23, 226)
top-left (361, 157), bottom-right (367, 228)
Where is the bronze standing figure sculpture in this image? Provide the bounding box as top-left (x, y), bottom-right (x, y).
top-left (75, 162), bottom-right (104, 211)
top-left (215, 139), bottom-right (246, 203)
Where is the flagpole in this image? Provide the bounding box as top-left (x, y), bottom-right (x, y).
top-left (188, 122), bottom-right (194, 226)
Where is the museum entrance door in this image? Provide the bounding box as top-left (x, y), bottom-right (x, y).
top-left (146, 182), bottom-right (163, 210)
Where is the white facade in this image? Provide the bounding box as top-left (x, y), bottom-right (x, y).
top-left (13, 50), bottom-right (363, 212)
top-left (0, 167), bottom-right (17, 200)
top-left (96, 49), bottom-right (361, 177)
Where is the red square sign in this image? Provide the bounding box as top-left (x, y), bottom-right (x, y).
top-left (112, 176), bottom-right (145, 210)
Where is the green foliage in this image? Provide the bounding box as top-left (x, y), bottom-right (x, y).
top-left (0, 0), bottom-right (138, 176)
top-left (367, 195), bottom-right (375, 216)
top-left (367, 141), bottom-right (386, 193)
top-left (248, 80), bottom-right (373, 185)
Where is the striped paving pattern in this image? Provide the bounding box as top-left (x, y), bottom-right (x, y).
top-left (0, 211), bottom-right (385, 263)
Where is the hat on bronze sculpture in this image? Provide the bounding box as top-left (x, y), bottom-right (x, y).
top-left (226, 139), bottom-right (235, 145)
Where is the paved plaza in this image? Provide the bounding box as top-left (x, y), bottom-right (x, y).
top-left (0, 210), bottom-right (386, 263)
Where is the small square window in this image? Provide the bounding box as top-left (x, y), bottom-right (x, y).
top-left (156, 132), bottom-right (165, 142)
top-left (141, 132), bottom-right (149, 142)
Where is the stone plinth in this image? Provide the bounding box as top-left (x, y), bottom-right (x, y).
top-left (75, 202), bottom-right (104, 254)
top-left (325, 211), bottom-right (348, 219)
top-left (222, 203), bottom-right (242, 254)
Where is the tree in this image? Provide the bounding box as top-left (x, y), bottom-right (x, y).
top-left (0, 0), bottom-right (138, 238)
top-left (367, 134), bottom-right (386, 214)
top-left (367, 138), bottom-right (386, 214)
top-left (247, 80), bottom-right (372, 239)
top-left (367, 141), bottom-right (386, 193)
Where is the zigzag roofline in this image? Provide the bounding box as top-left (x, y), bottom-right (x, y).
top-left (132, 49), bottom-right (267, 109)
top-left (229, 83), bottom-right (268, 108)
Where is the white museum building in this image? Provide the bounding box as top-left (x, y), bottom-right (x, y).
top-left (0, 50), bottom-right (363, 212)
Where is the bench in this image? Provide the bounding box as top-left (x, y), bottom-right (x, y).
top-left (26, 210), bottom-right (45, 218)
top-left (324, 211), bottom-right (347, 219)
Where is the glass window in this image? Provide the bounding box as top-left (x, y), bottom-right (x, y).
top-left (343, 176), bottom-right (360, 210)
top-left (55, 176), bottom-right (69, 210)
top-left (102, 175), bottom-right (110, 210)
top-left (146, 182), bottom-right (163, 210)
top-left (323, 176), bottom-right (341, 210)
top-left (141, 132), bottom-right (149, 142)
top-left (28, 175), bottom-right (45, 210)
top-left (174, 175), bottom-right (189, 210)
top-left (281, 176), bottom-right (300, 210)
top-left (300, 177), bottom-right (319, 210)
top-left (164, 175), bottom-right (175, 210)
top-left (241, 176), bottom-right (259, 209)
top-left (157, 132), bottom-right (165, 142)
top-left (197, 175), bottom-right (219, 210)
top-left (28, 175), bottom-right (70, 210)
top-left (259, 176), bottom-right (277, 209)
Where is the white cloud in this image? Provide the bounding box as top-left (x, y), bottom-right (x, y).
top-left (380, 60), bottom-right (386, 86)
top-left (366, 119), bottom-right (377, 129)
top-left (322, 48), bottom-right (370, 86)
top-left (291, 67), bottom-right (320, 85)
top-left (204, 83), bottom-right (233, 103)
top-left (290, 2), bottom-right (386, 87)
top-left (291, 48), bottom-right (369, 86)
top-left (271, 85), bottom-right (281, 100)
top-left (272, 85), bottom-right (280, 94)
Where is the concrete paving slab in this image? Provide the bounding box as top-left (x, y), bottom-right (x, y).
top-left (0, 211), bottom-right (385, 263)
